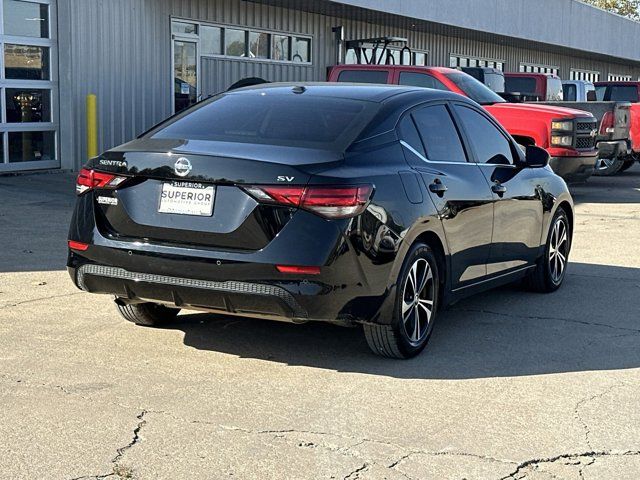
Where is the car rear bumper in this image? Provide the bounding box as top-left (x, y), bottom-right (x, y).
top-left (549, 153), bottom-right (598, 183)
top-left (67, 239), bottom-right (394, 326)
top-left (597, 140), bottom-right (630, 160)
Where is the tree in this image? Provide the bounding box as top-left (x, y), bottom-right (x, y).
top-left (582, 0), bottom-right (640, 21)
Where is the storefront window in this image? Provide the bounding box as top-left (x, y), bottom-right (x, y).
top-left (0, 0), bottom-right (57, 171)
top-left (8, 131), bottom-right (55, 162)
top-left (249, 31), bottom-right (269, 59)
top-left (3, 0), bottom-right (49, 38)
top-left (201, 25), bottom-right (221, 55)
top-left (225, 29), bottom-right (246, 57)
top-left (272, 34), bottom-right (289, 61)
top-left (4, 44), bottom-right (50, 80)
top-left (5, 88), bottom-right (51, 122)
top-left (292, 37), bottom-right (310, 63)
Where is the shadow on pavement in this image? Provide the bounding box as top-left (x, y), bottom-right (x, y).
top-left (571, 163), bottom-right (640, 205)
top-left (172, 262), bottom-right (640, 379)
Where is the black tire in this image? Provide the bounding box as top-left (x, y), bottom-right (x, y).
top-left (363, 243), bottom-right (440, 359)
top-left (526, 207), bottom-right (571, 293)
top-left (620, 160), bottom-right (636, 172)
top-left (593, 157), bottom-right (624, 176)
top-left (116, 301), bottom-right (180, 327)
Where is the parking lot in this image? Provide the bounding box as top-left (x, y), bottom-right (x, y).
top-left (1, 166), bottom-right (639, 479)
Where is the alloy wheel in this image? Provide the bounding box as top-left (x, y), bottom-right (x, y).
top-left (401, 258), bottom-right (435, 344)
top-left (548, 217), bottom-right (569, 284)
top-left (596, 157), bottom-right (616, 171)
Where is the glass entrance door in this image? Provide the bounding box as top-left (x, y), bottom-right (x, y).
top-left (0, 0), bottom-right (59, 172)
top-left (173, 39), bottom-right (197, 113)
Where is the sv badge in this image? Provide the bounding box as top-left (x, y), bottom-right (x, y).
top-left (277, 176), bottom-right (295, 182)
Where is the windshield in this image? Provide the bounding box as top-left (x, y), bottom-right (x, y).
top-left (444, 72), bottom-right (506, 105)
top-left (150, 91), bottom-right (378, 150)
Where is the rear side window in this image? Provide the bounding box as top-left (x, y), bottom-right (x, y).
top-left (398, 72), bottom-right (448, 91)
top-left (546, 78), bottom-right (563, 101)
top-left (564, 84), bottom-right (577, 101)
top-left (411, 105), bottom-right (467, 163)
top-left (151, 92), bottom-right (377, 150)
top-left (336, 70), bottom-right (389, 84)
top-left (454, 105), bottom-right (514, 165)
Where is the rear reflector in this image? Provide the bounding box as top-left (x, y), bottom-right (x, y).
top-left (68, 240), bottom-right (89, 251)
top-left (76, 168), bottom-right (126, 195)
top-left (244, 184), bottom-right (373, 219)
top-left (276, 265), bottom-right (321, 275)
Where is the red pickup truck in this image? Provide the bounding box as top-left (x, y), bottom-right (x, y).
top-left (328, 65), bottom-right (599, 183)
top-left (595, 81), bottom-right (640, 172)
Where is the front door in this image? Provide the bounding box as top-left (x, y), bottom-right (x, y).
top-left (398, 103), bottom-right (495, 289)
top-left (451, 103), bottom-right (543, 276)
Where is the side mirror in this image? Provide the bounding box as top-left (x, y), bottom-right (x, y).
top-left (525, 145), bottom-right (550, 168)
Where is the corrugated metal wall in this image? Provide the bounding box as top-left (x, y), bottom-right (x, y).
top-left (61, 0), bottom-right (640, 170)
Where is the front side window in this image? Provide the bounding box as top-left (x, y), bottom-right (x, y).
top-left (411, 105), bottom-right (467, 163)
top-left (547, 77), bottom-right (563, 101)
top-left (398, 72), bottom-right (448, 91)
top-left (454, 105), bottom-right (514, 165)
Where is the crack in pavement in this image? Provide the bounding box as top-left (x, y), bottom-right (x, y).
top-left (343, 463), bottom-right (369, 479)
top-left (499, 450), bottom-right (640, 480)
top-left (453, 307), bottom-right (640, 334)
top-left (573, 382), bottom-right (628, 450)
top-left (0, 292), bottom-right (84, 310)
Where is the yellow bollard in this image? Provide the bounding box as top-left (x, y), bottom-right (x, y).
top-left (86, 94), bottom-right (98, 158)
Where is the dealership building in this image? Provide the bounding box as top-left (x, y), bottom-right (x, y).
top-left (2, 0), bottom-right (640, 174)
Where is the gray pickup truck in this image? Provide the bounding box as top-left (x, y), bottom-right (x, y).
top-left (542, 100), bottom-right (632, 176)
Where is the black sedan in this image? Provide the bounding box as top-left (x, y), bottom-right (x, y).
top-left (68, 84), bottom-right (573, 359)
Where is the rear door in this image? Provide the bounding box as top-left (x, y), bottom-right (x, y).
top-left (450, 102), bottom-right (543, 276)
top-left (397, 102), bottom-right (495, 289)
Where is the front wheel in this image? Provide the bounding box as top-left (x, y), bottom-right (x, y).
top-left (364, 243), bottom-right (440, 359)
top-left (526, 208), bottom-right (571, 293)
top-left (620, 159), bottom-right (636, 172)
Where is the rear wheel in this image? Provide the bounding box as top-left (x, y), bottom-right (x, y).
top-left (594, 157), bottom-right (624, 176)
top-left (116, 301), bottom-right (180, 327)
top-left (526, 208), bottom-right (571, 293)
top-left (364, 243), bottom-right (440, 359)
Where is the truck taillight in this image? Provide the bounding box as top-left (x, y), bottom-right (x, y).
top-left (76, 168), bottom-right (126, 195)
top-left (243, 185), bottom-right (373, 219)
top-left (600, 111), bottom-right (615, 135)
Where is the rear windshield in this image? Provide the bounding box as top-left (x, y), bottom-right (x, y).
top-left (336, 70), bottom-right (390, 84)
top-left (505, 77), bottom-right (537, 94)
top-left (605, 85), bottom-right (639, 102)
top-left (444, 72), bottom-right (506, 105)
top-left (150, 92), bottom-right (377, 150)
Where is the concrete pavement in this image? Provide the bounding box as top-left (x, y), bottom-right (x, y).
top-left (0, 167), bottom-right (639, 479)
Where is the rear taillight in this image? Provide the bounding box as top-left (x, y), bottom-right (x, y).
top-left (600, 111), bottom-right (615, 135)
top-left (243, 185), bottom-right (373, 219)
top-left (76, 168), bottom-right (127, 195)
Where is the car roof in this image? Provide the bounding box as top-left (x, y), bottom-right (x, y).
top-left (226, 81), bottom-right (464, 103)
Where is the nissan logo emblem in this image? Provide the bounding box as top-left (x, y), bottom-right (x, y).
top-left (174, 157), bottom-right (192, 177)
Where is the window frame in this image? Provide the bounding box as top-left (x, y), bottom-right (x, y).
top-left (396, 100), bottom-right (473, 166)
top-left (0, 0), bottom-right (59, 172)
top-left (449, 101), bottom-right (520, 167)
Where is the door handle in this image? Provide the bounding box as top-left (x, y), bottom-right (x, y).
top-left (491, 183), bottom-right (507, 197)
top-left (429, 179), bottom-right (447, 197)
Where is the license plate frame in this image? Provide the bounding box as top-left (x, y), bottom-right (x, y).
top-left (158, 181), bottom-right (215, 217)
